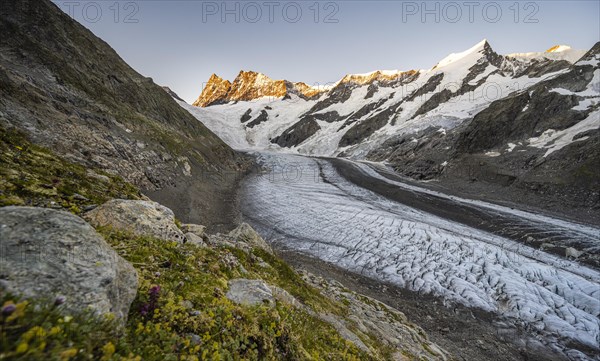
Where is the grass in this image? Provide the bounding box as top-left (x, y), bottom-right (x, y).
top-left (0, 125), bottom-right (400, 360)
top-left (0, 126), bottom-right (141, 213)
top-left (1, 230), bottom-right (383, 360)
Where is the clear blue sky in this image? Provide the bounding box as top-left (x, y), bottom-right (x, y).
top-left (53, 0), bottom-right (600, 103)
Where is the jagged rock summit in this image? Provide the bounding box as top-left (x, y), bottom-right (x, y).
top-left (193, 70), bottom-right (325, 107)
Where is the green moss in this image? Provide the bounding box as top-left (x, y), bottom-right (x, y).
top-left (174, 218), bottom-right (183, 230)
top-left (0, 224), bottom-right (403, 360)
top-left (0, 127), bottom-right (398, 360)
top-left (102, 229), bottom-right (376, 360)
top-left (0, 126), bottom-right (141, 214)
top-left (422, 343), bottom-right (438, 357)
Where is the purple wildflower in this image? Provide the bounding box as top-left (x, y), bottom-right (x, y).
top-left (149, 285), bottom-right (161, 298)
top-left (2, 304), bottom-right (16, 316)
top-left (140, 303), bottom-right (150, 317)
top-left (54, 296), bottom-right (66, 306)
top-left (140, 285), bottom-right (161, 318)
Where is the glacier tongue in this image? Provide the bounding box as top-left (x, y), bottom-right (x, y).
top-left (241, 151), bottom-right (600, 358)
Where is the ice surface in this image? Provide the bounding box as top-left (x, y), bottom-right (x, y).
top-left (241, 152), bottom-right (600, 358)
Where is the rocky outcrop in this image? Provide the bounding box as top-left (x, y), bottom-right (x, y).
top-left (240, 109), bottom-right (253, 123)
top-left (339, 69), bottom-right (419, 87)
top-left (181, 223), bottom-right (206, 238)
top-left (226, 279), bottom-right (275, 306)
top-left (271, 117), bottom-right (321, 148)
top-left (84, 200), bottom-right (186, 242)
top-left (192, 74), bottom-right (232, 107)
top-left (207, 222), bottom-right (273, 254)
top-left (193, 71), bottom-right (325, 107)
top-left (301, 271), bottom-right (449, 360)
top-left (246, 110), bottom-right (269, 128)
top-left (0, 207), bottom-right (138, 318)
top-left (339, 103), bottom-right (403, 147)
top-left (226, 222), bottom-right (273, 254)
top-left (287, 81), bottom-right (324, 99)
top-left (181, 223), bottom-right (208, 247)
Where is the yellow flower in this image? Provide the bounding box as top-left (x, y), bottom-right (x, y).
top-left (6, 301), bottom-right (28, 322)
top-left (60, 348), bottom-right (78, 360)
top-left (15, 342), bottom-right (28, 354)
top-left (23, 326), bottom-right (46, 342)
top-left (101, 341), bottom-right (116, 361)
top-left (63, 316), bottom-right (73, 323)
top-left (49, 326), bottom-right (62, 335)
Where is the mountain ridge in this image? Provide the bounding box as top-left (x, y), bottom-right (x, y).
top-left (193, 40), bottom-right (587, 107)
top-left (178, 39), bottom-right (599, 221)
top-left (193, 70), bottom-right (326, 107)
top-left (0, 0), bottom-right (250, 231)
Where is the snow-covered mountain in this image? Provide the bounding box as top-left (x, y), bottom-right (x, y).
top-left (183, 40), bottom-right (594, 157)
top-left (175, 40), bottom-right (599, 215)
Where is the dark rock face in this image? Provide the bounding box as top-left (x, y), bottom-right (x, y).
top-left (518, 59), bottom-right (572, 78)
top-left (240, 109), bottom-right (253, 123)
top-left (364, 84), bottom-right (378, 99)
top-left (304, 111), bottom-right (343, 124)
top-left (339, 103), bottom-right (403, 147)
top-left (246, 110), bottom-right (269, 128)
top-left (270, 111), bottom-right (343, 148)
top-left (305, 83), bottom-right (355, 115)
top-left (457, 44), bottom-right (598, 154)
top-left (341, 97), bottom-right (390, 129)
top-left (368, 126), bottom-right (454, 180)
top-left (272, 118), bottom-right (321, 148)
top-left (161, 86), bottom-right (186, 102)
top-left (412, 89), bottom-right (454, 118)
top-left (405, 73), bottom-right (445, 103)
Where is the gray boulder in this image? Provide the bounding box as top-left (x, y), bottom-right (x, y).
top-left (225, 279), bottom-right (274, 307)
top-left (0, 207), bottom-right (138, 319)
top-left (227, 223), bottom-right (273, 254)
top-left (185, 233), bottom-right (207, 247)
top-left (181, 223), bottom-right (206, 238)
top-left (84, 199), bottom-right (185, 242)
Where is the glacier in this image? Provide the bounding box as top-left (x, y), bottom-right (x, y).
top-left (240, 151), bottom-right (600, 359)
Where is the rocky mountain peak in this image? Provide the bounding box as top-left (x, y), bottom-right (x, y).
top-left (546, 45), bottom-right (572, 53)
top-left (432, 39), bottom-right (496, 70)
top-left (194, 71), bottom-right (326, 107)
top-left (192, 73), bottom-right (232, 107)
top-left (338, 70), bottom-right (419, 87)
top-left (227, 70), bottom-right (287, 102)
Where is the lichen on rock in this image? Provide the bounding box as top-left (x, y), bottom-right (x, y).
top-left (84, 199), bottom-right (186, 243)
top-left (0, 206), bottom-right (138, 319)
